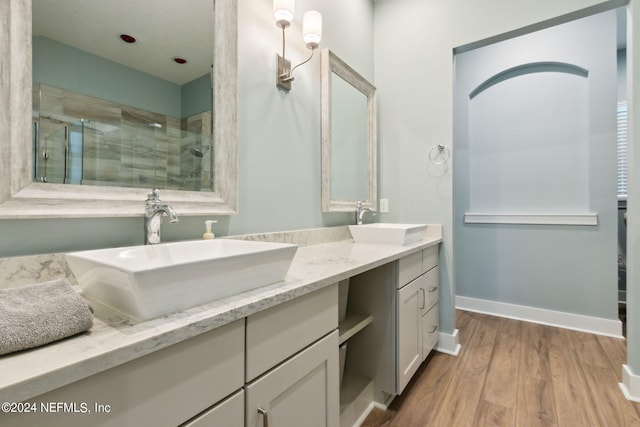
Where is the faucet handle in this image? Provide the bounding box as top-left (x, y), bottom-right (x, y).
top-left (147, 188), bottom-right (161, 202)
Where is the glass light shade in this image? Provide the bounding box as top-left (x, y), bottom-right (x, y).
top-left (273, 0), bottom-right (295, 27)
top-left (303, 10), bottom-right (322, 49)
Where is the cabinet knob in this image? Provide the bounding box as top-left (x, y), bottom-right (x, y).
top-left (428, 286), bottom-right (437, 293)
top-left (429, 325), bottom-right (438, 333)
top-left (420, 288), bottom-right (426, 309)
top-left (258, 407), bottom-right (269, 427)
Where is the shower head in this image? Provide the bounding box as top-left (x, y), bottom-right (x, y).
top-left (189, 145), bottom-right (211, 158)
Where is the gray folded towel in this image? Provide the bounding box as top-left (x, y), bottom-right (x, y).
top-left (0, 278), bottom-right (94, 356)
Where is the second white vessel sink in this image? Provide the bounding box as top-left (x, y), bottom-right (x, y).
top-left (66, 239), bottom-right (298, 320)
top-left (349, 223), bottom-right (428, 246)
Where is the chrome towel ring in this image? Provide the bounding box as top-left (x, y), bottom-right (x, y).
top-left (429, 144), bottom-right (450, 165)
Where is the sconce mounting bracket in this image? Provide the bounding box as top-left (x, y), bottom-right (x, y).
top-left (276, 54), bottom-right (293, 92)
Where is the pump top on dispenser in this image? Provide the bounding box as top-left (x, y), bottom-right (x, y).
top-left (203, 220), bottom-right (217, 240)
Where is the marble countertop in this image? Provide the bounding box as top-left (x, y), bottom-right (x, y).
top-left (0, 227), bottom-right (442, 403)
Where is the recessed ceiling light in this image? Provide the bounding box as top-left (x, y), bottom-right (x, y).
top-left (119, 34), bottom-right (136, 44)
top-left (173, 57), bottom-right (187, 64)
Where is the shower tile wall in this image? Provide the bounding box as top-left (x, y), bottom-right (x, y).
top-left (34, 84), bottom-right (212, 191)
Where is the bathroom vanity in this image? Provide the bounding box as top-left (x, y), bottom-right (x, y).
top-left (0, 226), bottom-right (442, 427)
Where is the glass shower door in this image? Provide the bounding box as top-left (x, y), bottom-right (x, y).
top-left (67, 120), bottom-right (85, 185)
top-left (38, 125), bottom-right (67, 184)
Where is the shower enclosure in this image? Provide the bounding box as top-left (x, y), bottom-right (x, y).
top-left (32, 84), bottom-right (213, 192)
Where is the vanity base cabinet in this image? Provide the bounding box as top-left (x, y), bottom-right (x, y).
top-left (396, 249), bottom-right (440, 394)
top-left (0, 319), bottom-right (245, 427)
top-left (397, 265), bottom-right (440, 382)
top-left (3, 285), bottom-right (340, 427)
top-left (395, 246), bottom-right (440, 394)
top-left (246, 331), bottom-right (339, 427)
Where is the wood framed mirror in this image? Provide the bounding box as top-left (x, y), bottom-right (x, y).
top-left (321, 49), bottom-right (377, 213)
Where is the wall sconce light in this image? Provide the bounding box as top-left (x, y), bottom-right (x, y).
top-left (273, 0), bottom-right (322, 92)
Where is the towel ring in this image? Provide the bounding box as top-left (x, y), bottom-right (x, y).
top-left (429, 144), bottom-right (450, 165)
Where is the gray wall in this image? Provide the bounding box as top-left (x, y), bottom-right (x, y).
top-left (373, 0), bottom-right (625, 335)
top-left (181, 74), bottom-right (212, 118)
top-left (453, 12), bottom-right (618, 320)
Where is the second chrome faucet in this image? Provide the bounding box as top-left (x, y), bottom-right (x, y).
top-left (355, 200), bottom-right (376, 225)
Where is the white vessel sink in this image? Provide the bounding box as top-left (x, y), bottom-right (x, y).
top-left (349, 223), bottom-right (428, 246)
top-left (65, 239), bottom-right (298, 320)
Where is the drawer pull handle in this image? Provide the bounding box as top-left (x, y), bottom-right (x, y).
top-left (420, 288), bottom-right (426, 309)
top-left (429, 325), bottom-right (438, 333)
top-left (428, 287), bottom-right (437, 293)
top-left (258, 407), bottom-right (269, 427)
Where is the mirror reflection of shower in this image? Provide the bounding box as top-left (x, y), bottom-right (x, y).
top-left (33, 84), bottom-right (214, 192)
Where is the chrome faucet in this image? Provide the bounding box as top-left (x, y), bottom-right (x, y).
top-left (355, 201), bottom-right (376, 225)
top-left (144, 189), bottom-right (178, 245)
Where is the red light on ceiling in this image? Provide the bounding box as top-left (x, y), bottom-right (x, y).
top-left (173, 57), bottom-right (187, 64)
top-left (119, 34), bottom-right (137, 44)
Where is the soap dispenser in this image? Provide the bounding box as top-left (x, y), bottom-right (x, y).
top-left (203, 220), bottom-right (217, 240)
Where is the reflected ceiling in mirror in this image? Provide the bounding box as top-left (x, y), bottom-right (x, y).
top-left (32, 0), bottom-right (214, 192)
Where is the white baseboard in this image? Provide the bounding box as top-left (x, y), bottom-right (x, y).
top-left (456, 295), bottom-right (623, 338)
top-left (620, 364), bottom-right (640, 402)
top-left (437, 329), bottom-right (461, 356)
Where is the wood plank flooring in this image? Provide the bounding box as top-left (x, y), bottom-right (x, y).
top-left (362, 310), bottom-right (640, 427)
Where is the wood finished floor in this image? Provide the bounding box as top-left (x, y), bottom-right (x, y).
top-left (362, 310), bottom-right (640, 427)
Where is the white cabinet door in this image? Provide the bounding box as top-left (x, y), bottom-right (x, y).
top-left (246, 331), bottom-right (339, 427)
top-left (396, 276), bottom-right (423, 394)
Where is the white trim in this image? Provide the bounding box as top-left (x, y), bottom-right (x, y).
top-left (456, 295), bottom-right (623, 338)
top-left (620, 365), bottom-right (640, 402)
top-left (436, 329), bottom-right (461, 356)
top-left (464, 213), bottom-right (598, 226)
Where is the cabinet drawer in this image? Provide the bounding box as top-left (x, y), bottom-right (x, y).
top-left (2, 320), bottom-right (245, 427)
top-left (422, 245), bottom-right (438, 273)
top-left (422, 304), bottom-right (439, 360)
top-left (182, 389), bottom-right (244, 427)
top-left (398, 251), bottom-right (422, 288)
top-left (423, 266), bottom-right (439, 312)
top-left (246, 284), bottom-right (338, 381)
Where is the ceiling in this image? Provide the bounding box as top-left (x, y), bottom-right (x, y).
top-left (32, 0), bottom-right (213, 85)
